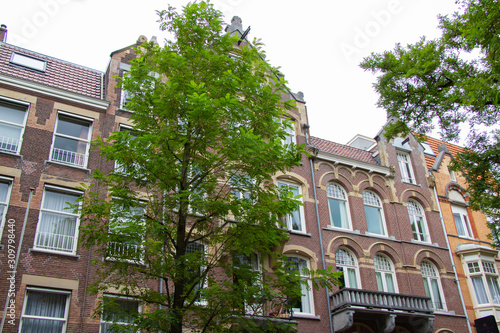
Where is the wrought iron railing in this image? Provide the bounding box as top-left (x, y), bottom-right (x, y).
top-left (330, 288), bottom-right (433, 314)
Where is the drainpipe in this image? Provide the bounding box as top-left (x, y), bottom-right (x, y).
top-left (0, 187), bottom-right (35, 331)
top-left (432, 182), bottom-right (471, 332)
top-left (306, 132), bottom-right (334, 333)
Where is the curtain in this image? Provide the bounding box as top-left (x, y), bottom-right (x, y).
top-left (376, 272), bottom-right (383, 291)
top-left (471, 276), bottom-right (488, 304)
top-left (385, 274), bottom-right (395, 293)
top-left (347, 268), bottom-right (358, 288)
top-left (365, 206), bottom-right (383, 235)
top-left (430, 279), bottom-right (444, 309)
top-left (453, 213), bottom-right (466, 236)
top-left (21, 291), bottom-right (67, 333)
top-left (487, 277), bottom-right (500, 304)
top-left (329, 198), bottom-right (348, 229)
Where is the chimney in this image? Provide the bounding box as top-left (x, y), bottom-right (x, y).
top-left (0, 24), bottom-right (7, 43)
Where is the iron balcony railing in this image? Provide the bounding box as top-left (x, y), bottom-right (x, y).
top-left (51, 148), bottom-right (87, 167)
top-left (0, 136), bottom-right (19, 153)
top-left (235, 295), bottom-right (293, 320)
top-left (35, 231), bottom-right (75, 253)
top-left (331, 288), bottom-right (434, 314)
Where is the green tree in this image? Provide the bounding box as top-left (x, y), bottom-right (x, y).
top-left (80, 2), bottom-right (339, 332)
top-left (360, 0), bottom-right (500, 238)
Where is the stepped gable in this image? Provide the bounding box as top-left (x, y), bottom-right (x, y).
top-left (310, 136), bottom-right (379, 165)
top-left (0, 43), bottom-right (103, 99)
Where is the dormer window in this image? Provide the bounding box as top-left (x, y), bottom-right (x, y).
top-left (10, 52), bottom-right (46, 72)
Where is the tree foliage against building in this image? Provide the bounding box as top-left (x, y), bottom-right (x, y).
top-left (360, 0), bottom-right (500, 237)
top-left (79, 2), bottom-right (339, 332)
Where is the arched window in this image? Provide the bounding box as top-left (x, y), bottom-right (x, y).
top-left (421, 260), bottom-right (446, 310)
top-left (326, 183), bottom-right (350, 229)
top-left (335, 248), bottom-right (359, 289)
top-left (407, 200), bottom-right (430, 242)
top-left (277, 180), bottom-right (305, 232)
top-left (363, 190), bottom-right (386, 236)
top-left (285, 256), bottom-right (313, 314)
top-left (374, 254), bottom-right (397, 293)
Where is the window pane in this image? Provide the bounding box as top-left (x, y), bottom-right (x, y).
top-left (328, 198), bottom-right (348, 228)
top-left (365, 205), bottom-right (383, 235)
top-left (471, 276), bottom-right (488, 304)
top-left (21, 290), bottom-right (67, 333)
top-left (487, 277), bottom-right (500, 304)
top-left (21, 319), bottom-right (64, 333)
top-left (453, 213), bottom-right (466, 236)
top-left (376, 272), bottom-right (384, 291)
top-left (347, 268), bottom-right (358, 288)
top-left (385, 274), bottom-right (395, 293)
top-left (42, 190), bottom-right (79, 212)
top-left (0, 182), bottom-right (9, 202)
top-left (56, 115), bottom-right (90, 140)
top-left (430, 279), bottom-right (444, 309)
top-left (0, 123), bottom-right (22, 153)
top-left (0, 101), bottom-right (26, 124)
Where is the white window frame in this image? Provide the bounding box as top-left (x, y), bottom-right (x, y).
top-left (452, 205), bottom-right (473, 238)
top-left (233, 252), bottom-right (263, 315)
top-left (0, 176), bottom-right (13, 240)
top-left (374, 254), bottom-right (398, 293)
top-left (421, 260), bottom-right (447, 311)
top-left (466, 260), bottom-right (500, 306)
top-left (397, 151), bottom-right (416, 184)
top-left (10, 52), bottom-right (47, 72)
top-left (285, 256), bottom-right (314, 315)
top-left (49, 111), bottom-right (93, 168)
top-left (362, 190), bottom-right (387, 236)
top-left (186, 240), bottom-right (208, 305)
top-left (277, 180), bottom-right (306, 233)
top-left (19, 287), bottom-right (71, 333)
top-left (279, 118), bottom-right (296, 145)
top-left (33, 185), bottom-right (82, 255)
top-left (335, 248), bottom-right (361, 289)
top-left (0, 97), bottom-right (30, 155)
top-left (326, 182), bottom-right (351, 230)
top-left (407, 200), bottom-right (430, 243)
top-left (99, 294), bottom-right (142, 333)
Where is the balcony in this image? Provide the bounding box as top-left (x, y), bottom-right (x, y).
top-left (51, 148), bottom-right (87, 167)
top-left (106, 241), bottom-right (144, 263)
top-left (0, 135), bottom-right (19, 154)
top-left (35, 231), bottom-right (75, 253)
top-left (331, 288), bottom-right (434, 333)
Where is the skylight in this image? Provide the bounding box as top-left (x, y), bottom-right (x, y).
top-left (10, 52), bottom-right (46, 72)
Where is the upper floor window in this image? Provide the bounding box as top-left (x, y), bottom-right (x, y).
top-left (0, 99), bottom-right (29, 154)
top-left (50, 113), bottom-right (92, 168)
top-left (100, 294), bottom-right (141, 333)
top-left (421, 260), bottom-right (446, 311)
top-left (285, 256), bottom-right (313, 315)
top-left (0, 178), bottom-right (12, 238)
top-left (407, 200), bottom-right (430, 242)
top-left (448, 167), bottom-right (457, 182)
top-left (186, 241), bottom-right (207, 303)
top-left (19, 287), bottom-right (70, 332)
top-left (278, 181), bottom-right (305, 232)
top-left (397, 152), bottom-right (416, 184)
top-left (326, 183), bottom-right (350, 229)
top-left (467, 260), bottom-right (500, 306)
top-left (280, 118), bottom-right (296, 145)
top-left (451, 205), bottom-right (473, 238)
top-left (374, 254), bottom-right (397, 293)
top-left (363, 190), bottom-right (386, 236)
top-left (335, 248), bottom-right (359, 289)
top-left (34, 186), bottom-right (81, 254)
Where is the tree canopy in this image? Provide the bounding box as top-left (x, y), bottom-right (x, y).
top-left (360, 0), bottom-right (500, 237)
top-left (79, 2), bottom-right (338, 332)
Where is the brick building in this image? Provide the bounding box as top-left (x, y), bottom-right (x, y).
top-left (0, 17), bottom-right (492, 332)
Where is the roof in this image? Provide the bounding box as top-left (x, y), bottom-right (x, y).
top-left (0, 43), bottom-right (103, 99)
top-left (422, 136), bottom-right (464, 170)
top-left (310, 136), bottom-right (379, 165)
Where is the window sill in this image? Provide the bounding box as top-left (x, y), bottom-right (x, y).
top-left (29, 247), bottom-right (80, 258)
top-left (46, 160), bottom-right (90, 172)
top-left (292, 313), bottom-right (320, 320)
top-left (401, 181), bottom-right (421, 187)
top-left (364, 231), bottom-right (389, 239)
top-left (289, 230), bottom-right (311, 237)
top-left (327, 225), bottom-right (353, 232)
top-left (410, 239), bottom-right (432, 245)
top-left (0, 150), bottom-right (21, 157)
top-left (118, 107), bottom-right (134, 113)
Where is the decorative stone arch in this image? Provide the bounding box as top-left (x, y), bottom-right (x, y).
top-left (282, 245), bottom-right (319, 270)
top-left (445, 182), bottom-right (469, 201)
top-left (413, 249), bottom-right (447, 273)
top-left (358, 182), bottom-right (391, 203)
top-left (367, 242), bottom-right (403, 268)
top-left (399, 189), bottom-right (433, 211)
top-left (326, 236), bottom-right (364, 260)
top-left (435, 329), bottom-right (454, 333)
top-left (314, 160), bottom-right (336, 173)
top-left (275, 172), bottom-right (311, 202)
top-left (318, 171), bottom-right (354, 193)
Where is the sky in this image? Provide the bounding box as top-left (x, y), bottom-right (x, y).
top-left (2, 0), bottom-right (459, 145)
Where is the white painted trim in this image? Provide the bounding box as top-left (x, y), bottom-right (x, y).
top-left (0, 74), bottom-right (109, 109)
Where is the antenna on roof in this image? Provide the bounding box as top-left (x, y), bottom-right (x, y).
top-left (238, 26), bottom-right (251, 45)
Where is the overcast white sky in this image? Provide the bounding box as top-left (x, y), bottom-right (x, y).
top-left (3, 0), bottom-right (459, 144)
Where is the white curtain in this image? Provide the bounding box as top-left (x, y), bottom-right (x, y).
top-left (487, 277), bottom-right (500, 304)
top-left (21, 291), bottom-right (67, 333)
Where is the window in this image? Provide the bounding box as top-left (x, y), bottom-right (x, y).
top-left (100, 295), bottom-right (141, 333)
top-left (280, 118), bottom-right (296, 145)
top-left (467, 260), bottom-right (500, 305)
top-left (448, 167), bottom-right (457, 182)
top-left (285, 256), bottom-right (313, 314)
top-left (335, 248), bottom-right (359, 289)
top-left (10, 52), bottom-right (47, 72)
top-left (421, 260), bottom-right (446, 310)
top-left (452, 205), bottom-right (473, 238)
top-left (233, 252), bottom-right (262, 314)
top-left (374, 254), bottom-right (397, 293)
top-left (19, 288), bottom-right (70, 333)
top-left (34, 186), bottom-right (81, 254)
top-left (363, 190), bottom-right (386, 236)
top-left (326, 183), bottom-right (350, 229)
top-left (407, 200), bottom-right (430, 242)
top-left (0, 99), bottom-right (29, 154)
top-left (0, 178), bottom-right (12, 238)
top-left (186, 241), bottom-right (207, 303)
top-left (397, 152), bottom-right (415, 184)
top-left (50, 113), bottom-right (92, 168)
top-left (278, 181), bottom-right (305, 232)
top-left (106, 202), bottom-right (145, 263)
top-left (230, 174), bottom-right (252, 201)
